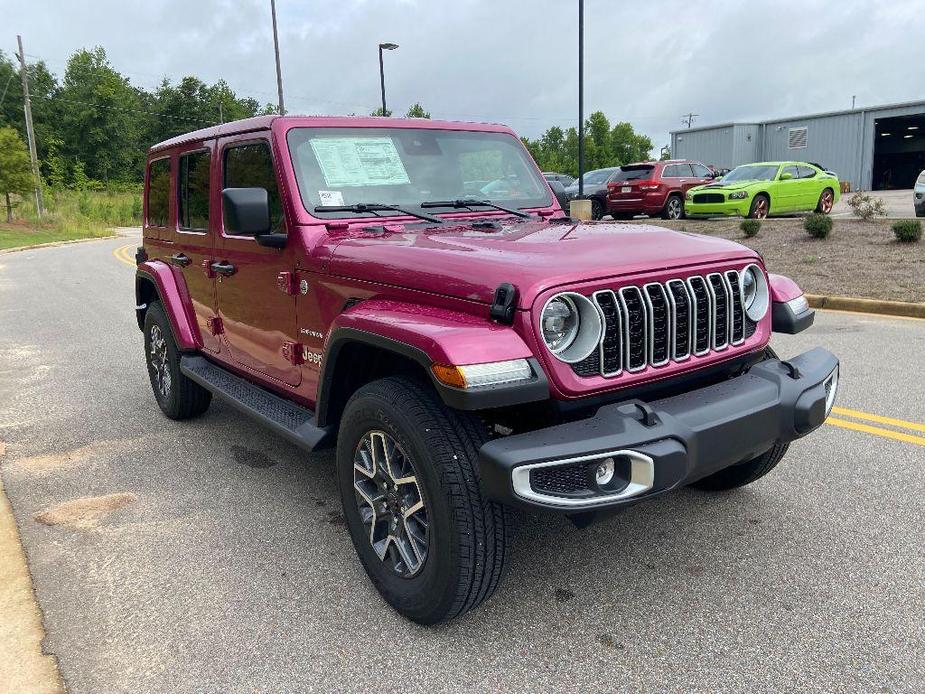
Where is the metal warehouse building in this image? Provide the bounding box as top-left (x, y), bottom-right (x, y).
top-left (670, 99), bottom-right (925, 191)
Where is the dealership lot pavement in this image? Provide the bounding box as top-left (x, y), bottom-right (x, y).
top-left (1, 233), bottom-right (923, 693)
top-left (831, 188), bottom-right (917, 218)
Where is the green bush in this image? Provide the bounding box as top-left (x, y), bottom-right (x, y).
top-left (804, 213), bottom-right (833, 239)
top-left (892, 219), bottom-right (922, 243)
top-left (740, 219), bottom-right (761, 238)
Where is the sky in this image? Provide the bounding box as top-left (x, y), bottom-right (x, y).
top-left (5, 0), bottom-right (925, 151)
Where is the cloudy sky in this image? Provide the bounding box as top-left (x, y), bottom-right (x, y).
top-left (7, 0), bottom-right (925, 149)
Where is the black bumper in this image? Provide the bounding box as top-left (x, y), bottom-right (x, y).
top-left (479, 347), bottom-right (838, 511)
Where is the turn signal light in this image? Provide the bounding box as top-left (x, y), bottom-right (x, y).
top-left (431, 359), bottom-right (533, 389)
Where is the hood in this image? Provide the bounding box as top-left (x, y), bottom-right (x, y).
top-left (325, 218), bottom-right (758, 308)
top-left (697, 180), bottom-right (763, 192)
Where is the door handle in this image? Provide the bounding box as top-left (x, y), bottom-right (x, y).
top-left (210, 261), bottom-right (237, 277)
top-left (170, 253), bottom-right (191, 267)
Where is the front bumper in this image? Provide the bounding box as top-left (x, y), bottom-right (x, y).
top-left (684, 198), bottom-right (752, 217)
top-left (915, 190), bottom-right (924, 217)
top-left (479, 347), bottom-right (838, 511)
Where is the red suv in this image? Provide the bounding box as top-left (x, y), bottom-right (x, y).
top-left (607, 159), bottom-right (716, 220)
top-left (135, 116), bottom-right (837, 624)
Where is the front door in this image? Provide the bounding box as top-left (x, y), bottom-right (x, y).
top-left (214, 136), bottom-right (301, 387)
top-left (776, 165), bottom-right (802, 212)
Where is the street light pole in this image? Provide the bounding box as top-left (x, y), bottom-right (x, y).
top-left (378, 43), bottom-right (399, 116)
top-left (577, 0), bottom-right (584, 198)
top-left (270, 0), bottom-right (285, 115)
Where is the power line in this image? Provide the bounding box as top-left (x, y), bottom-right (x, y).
top-left (32, 94), bottom-right (219, 126)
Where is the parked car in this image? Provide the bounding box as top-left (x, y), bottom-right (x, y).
top-left (543, 171), bottom-right (575, 187)
top-left (606, 160), bottom-right (716, 220)
top-left (135, 115), bottom-right (838, 624)
top-left (685, 162), bottom-right (840, 219)
top-left (915, 169), bottom-right (925, 217)
top-left (562, 167), bottom-right (620, 219)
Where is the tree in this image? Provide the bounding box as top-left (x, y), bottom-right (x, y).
top-left (370, 107), bottom-right (392, 117)
top-left (0, 126), bottom-right (35, 222)
top-left (405, 103), bottom-right (431, 119)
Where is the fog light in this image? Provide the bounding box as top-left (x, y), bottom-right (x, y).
top-left (823, 366), bottom-right (839, 417)
top-left (595, 458), bottom-right (616, 486)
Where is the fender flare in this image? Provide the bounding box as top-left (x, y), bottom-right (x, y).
top-left (316, 300), bottom-right (548, 427)
top-left (135, 262), bottom-right (201, 351)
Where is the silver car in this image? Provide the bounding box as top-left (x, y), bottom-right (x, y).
top-left (915, 170), bottom-right (925, 217)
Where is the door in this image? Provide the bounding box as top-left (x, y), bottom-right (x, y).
top-left (214, 136), bottom-right (301, 387)
top-left (797, 165), bottom-right (821, 209)
top-left (690, 162), bottom-right (714, 188)
top-left (166, 144), bottom-right (221, 353)
top-left (775, 165), bottom-right (801, 212)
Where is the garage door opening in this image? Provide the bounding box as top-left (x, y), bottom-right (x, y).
top-left (873, 114), bottom-right (925, 190)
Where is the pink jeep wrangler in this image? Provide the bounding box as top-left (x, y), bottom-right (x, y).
top-left (135, 116), bottom-right (838, 623)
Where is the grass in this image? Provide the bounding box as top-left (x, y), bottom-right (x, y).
top-left (1, 188), bottom-right (141, 251)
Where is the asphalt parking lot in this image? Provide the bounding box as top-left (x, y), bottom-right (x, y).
top-left (1, 233), bottom-right (923, 693)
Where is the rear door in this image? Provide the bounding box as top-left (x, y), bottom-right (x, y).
top-left (214, 135), bottom-right (301, 387)
top-left (797, 165), bottom-right (821, 209)
top-left (690, 162), bottom-right (714, 188)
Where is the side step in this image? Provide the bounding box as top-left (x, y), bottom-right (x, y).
top-left (180, 355), bottom-right (334, 452)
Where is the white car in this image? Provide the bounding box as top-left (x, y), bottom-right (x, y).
top-left (914, 170), bottom-right (924, 218)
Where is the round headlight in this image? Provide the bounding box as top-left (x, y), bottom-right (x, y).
top-left (541, 296), bottom-right (579, 353)
top-left (540, 292), bottom-right (603, 363)
top-left (740, 264), bottom-right (769, 321)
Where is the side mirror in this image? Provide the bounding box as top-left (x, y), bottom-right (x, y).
top-left (547, 180), bottom-right (570, 210)
top-left (780, 172), bottom-right (794, 181)
top-left (223, 187), bottom-right (271, 235)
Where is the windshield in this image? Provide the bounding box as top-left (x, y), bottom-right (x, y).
top-left (723, 164), bottom-right (780, 182)
top-left (610, 165), bottom-right (654, 182)
top-left (579, 169), bottom-right (616, 185)
top-left (286, 127), bottom-right (551, 218)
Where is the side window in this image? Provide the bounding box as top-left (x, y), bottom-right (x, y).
top-left (692, 163), bottom-right (711, 177)
top-left (178, 150), bottom-right (211, 230)
top-left (147, 158), bottom-right (170, 227)
top-left (798, 165), bottom-right (817, 179)
top-left (661, 164), bottom-right (677, 177)
top-left (223, 142), bottom-right (283, 232)
top-left (781, 165), bottom-right (799, 180)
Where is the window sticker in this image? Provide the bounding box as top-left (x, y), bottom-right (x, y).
top-left (309, 137), bottom-right (411, 187)
top-left (318, 190), bottom-right (345, 207)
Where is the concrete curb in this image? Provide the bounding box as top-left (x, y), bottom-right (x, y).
top-left (0, 233), bottom-right (120, 256)
top-left (806, 293), bottom-right (925, 319)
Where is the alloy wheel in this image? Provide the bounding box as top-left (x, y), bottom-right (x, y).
top-left (754, 197), bottom-right (769, 219)
top-left (667, 198), bottom-right (682, 219)
top-left (353, 431), bottom-right (428, 577)
top-left (820, 190), bottom-right (834, 213)
top-left (148, 324), bottom-right (171, 401)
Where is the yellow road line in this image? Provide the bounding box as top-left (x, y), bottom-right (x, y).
top-left (826, 417), bottom-right (925, 447)
top-left (814, 307), bottom-right (925, 323)
top-left (830, 406), bottom-right (925, 434)
top-left (112, 244), bottom-right (135, 267)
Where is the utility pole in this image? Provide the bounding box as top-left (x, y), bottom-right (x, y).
top-left (16, 35), bottom-right (44, 216)
top-left (577, 0), bottom-right (585, 198)
top-left (270, 0), bottom-right (286, 114)
top-left (682, 112), bottom-right (699, 129)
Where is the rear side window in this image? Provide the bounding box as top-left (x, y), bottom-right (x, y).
top-left (178, 150), bottom-right (211, 230)
top-left (663, 163), bottom-right (694, 177)
top-left (797, 165), bottom-right (817, 179)
top-left (611, 165), bottom-right (654, 182)
top-left (224, 142), bottom-right (283, 231)
top-left (147, 158), bottom-right (170, 227)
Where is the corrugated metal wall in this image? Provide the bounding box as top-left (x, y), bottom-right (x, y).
top-left (671, 101), bottom-right (925, 190)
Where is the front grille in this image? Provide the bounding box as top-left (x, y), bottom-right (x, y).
top-left (572, 271), bottom-right (752, 378)
top-left (693, 193), bottom-right (724, 204)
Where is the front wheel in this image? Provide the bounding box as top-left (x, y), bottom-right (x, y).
top-left (336, 377), bottom-right (511, 624)
top-left (748, 194), bottom-right (770, 219)
top-left (816, 188), bottom-right (835, 214)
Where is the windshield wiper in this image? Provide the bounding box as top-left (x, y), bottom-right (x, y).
top-left (313, 203), bottom-right (444, 224)
top-left (420, 198), bottom-right (532, 219)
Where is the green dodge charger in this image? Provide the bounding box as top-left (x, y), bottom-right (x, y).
top-left (685, 162), bottom-right (840, 218)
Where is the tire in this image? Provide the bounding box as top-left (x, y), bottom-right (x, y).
top-left (143, 301), bottom-right (212, 420)
top-left (610, 212), bottom-right (632, 220)
top-left (690, 347), bottom-right (788, 490)
top-left (748, 194), bottom-right (770, 219)
top-left (336, 377), bottom-right (511, 624)
top-left (591, 198), bottom-right (604, 220)
top-left (815, 188), bottom-right (835, 214)
top-left (661, 194), bottom-right (684, 220)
